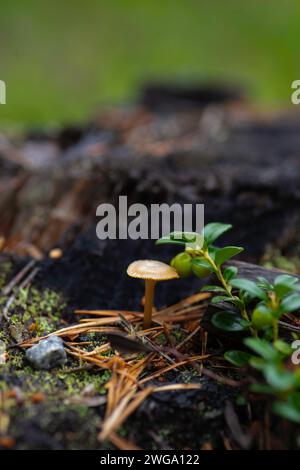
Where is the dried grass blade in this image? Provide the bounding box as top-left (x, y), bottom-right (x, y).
top-left (153, 292), bottom-right (211, 318)
top-left (152, 383), bottom-right (201, 393)
top-left (99, 387), bottom-right (154, 442)
top-left (139, 354), bottom-right (210, 385)
top-left (75, 310), bottom-right (143, 317)
top-left (109, 432), bottom-right (142, 450)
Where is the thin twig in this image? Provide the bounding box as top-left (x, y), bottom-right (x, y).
top-left (279, 320), bottom-right (300, 333)
top-left (142, 335), bottom-right (177, 366)
top-left (201, 367), bottom-right (241, 387)
top-left (2, 259), bottom-right (36, 296)
top-left (2, 266), bottom-right (40, 321)
top-left (177, 325), bottom-right (201, 350)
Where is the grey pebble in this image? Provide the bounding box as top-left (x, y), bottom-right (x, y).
top-left (26, 335), bottom-right (67, 370)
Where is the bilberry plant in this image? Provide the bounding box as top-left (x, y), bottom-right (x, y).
top-left (156, 222), bottom-right (300, 423)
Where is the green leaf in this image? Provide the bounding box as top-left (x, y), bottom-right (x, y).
top-left (191, 258), bottom-right (214, 271)
top-left (264, 364), bottom-right (296, 391)
top-left (232, 296), bottom-right (246, 311)
top-left (224, 350), bottom-right (251, 367)
top-left (171, 231), bottom-right (198, 242)
top-left (156, 231), bottom-right (203, 247)
top-left (274, 274), bottom-right (299, 299)
top-left (230, 278), bottom-right (267, 300)
top-left (273, 397), bottom-right (300, 424)
top-left (294, 373), bottom-right (300, 388)
top-left (249, 357), bottom-right (267, 371)
top-left (212, 311), bottom-right (251, 332)
top-left (203, 223), bottom-right (232, 246)
top-left (273, 340), bottom-right (292, 356)
top-left (250, 383), bottom-right (275, 394)
top-left (211, 295), bottom-right (234, 305)
top-left (257, 276), bottom-right (273, 290)
top-left (156, 237), bottom-right (187, 247)
top-left (244, 337), bottom-right (279, 361)
top-left (223, 266), bottom-right (238, 282)
top-left (201, 285), bottom-right (226, 293)
top-left (281, 293), bottom-right (300, 313)
top-left (275, 274), bottom-right (298, 286)
top-left (274, 392), bottom-right (300, 423)
top-left (215, 246), bottom-right (243, 266)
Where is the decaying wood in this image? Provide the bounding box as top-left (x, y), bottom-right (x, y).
top-left (229, 260), bottom-right (300, 283)
top-left (1, 87), bottom-right (300, 261)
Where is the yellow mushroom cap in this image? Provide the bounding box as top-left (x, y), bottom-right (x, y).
top-left (127, 260), bottom-right (179, 281)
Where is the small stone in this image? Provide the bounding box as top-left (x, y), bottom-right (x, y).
top-left (49, 248), bottom-right (63, 259)
top-left (26, 336), bottom-right (66, 370)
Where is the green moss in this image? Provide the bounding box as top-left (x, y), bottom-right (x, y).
top-left (172, 330), bottom-right (185, 342)
top-left (8, 350), bottom-right (24, 369)
top-left (8, 400), bottom-right (101, 450)
top-left (35, 316), bottom-right (54, 336)
top-left (262, 247), bottom-right (300, 273)
top-left (236, 395), bottom-right (247, 406)
top-left (117, 426), bottom-right (129, 438)
top-left (0, 284), bottom-right (66, 340)
top-left (1, 362), bottom-right (112, 406)
top-left (0, 261), bottom-right (13, 289)
top-left (12, 286), bottom-right (65, 333)
top-left (0, 269), bottom-right (112, 420)
top-left (158, 428), bottom-right (171, 439)
top-left (57, 369), bottom-right (111, 395)
top-left (156, 333), bottom-right (166, 345)
top-left (0, 262), bottom-right (115, 449)
top-left (13, 367), bottom-right (60, 394)
top-left (179, 369), bottom-right (198, 383)
top-left (0, 359), bottom-right (110, 449)
top-left (0, 331), bottom-right (7, 342)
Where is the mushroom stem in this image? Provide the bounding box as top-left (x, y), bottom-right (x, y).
top-left (144, 279), bottom-right (156, 328)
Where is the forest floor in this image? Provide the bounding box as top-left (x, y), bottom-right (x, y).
top-left (1, 87), bottom-right (300, 449)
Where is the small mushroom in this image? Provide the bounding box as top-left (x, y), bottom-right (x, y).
top-left (127, 260), bottom-right (179, 328)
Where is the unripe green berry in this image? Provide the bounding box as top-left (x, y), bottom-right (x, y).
top-left (170, 252), bottom-right (192, 278)
top-left (252, 307), bottom-right (273, 330)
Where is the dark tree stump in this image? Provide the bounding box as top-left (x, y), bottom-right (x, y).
top-left (1, 86), bottom-right (300, 262)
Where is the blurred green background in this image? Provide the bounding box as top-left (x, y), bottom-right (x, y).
top-left (1, 0), bottom-right (299, 127)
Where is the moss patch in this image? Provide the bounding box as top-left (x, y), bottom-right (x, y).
top-left (2, 286), bottom-right (66, 337)
top-left (262, 246), bottom-right (300, 274)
